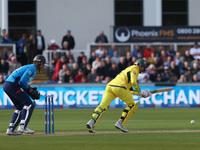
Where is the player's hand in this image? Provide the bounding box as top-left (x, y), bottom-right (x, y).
top-left (138, 89), bottom-right (151, 98)
top-left (25, 87), bottom-right (40, 100)
top-left (144, 89), bottom-right (152, 97)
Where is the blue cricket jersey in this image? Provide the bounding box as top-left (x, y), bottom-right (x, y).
top-left (6, 64), bottom-right (36, 89)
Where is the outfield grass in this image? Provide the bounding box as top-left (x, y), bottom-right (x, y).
top-left (0, 107), bottom-right (200, 150)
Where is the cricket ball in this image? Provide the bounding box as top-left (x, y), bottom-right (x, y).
top-left (190, 120), bottom-right (195, 124)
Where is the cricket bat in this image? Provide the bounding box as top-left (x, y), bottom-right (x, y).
top-left (150, 87), bottom-right (173, 94)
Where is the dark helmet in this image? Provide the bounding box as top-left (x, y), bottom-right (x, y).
top-left (134, 58), bottom-right (147, 67)
top-left (33, 55), bottom-right (46, 64)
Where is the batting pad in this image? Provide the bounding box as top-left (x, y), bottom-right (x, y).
top-left (122, 102), bottom-right (140, 126)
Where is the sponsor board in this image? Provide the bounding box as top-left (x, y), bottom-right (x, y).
top-left (0, 86), bottom-right (200, 109)
top-left (114, 26), bottom-right (200, 42)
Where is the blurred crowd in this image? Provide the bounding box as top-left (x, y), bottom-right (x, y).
top-left (1, 28), bottom-right (200, 84)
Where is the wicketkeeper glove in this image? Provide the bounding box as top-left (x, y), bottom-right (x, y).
top-left (25, 86), bottom-right (40, 100)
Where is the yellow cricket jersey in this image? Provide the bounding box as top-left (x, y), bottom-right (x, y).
top-left (108, 65), bottom-right (141, 95)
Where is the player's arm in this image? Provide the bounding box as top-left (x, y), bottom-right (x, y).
top-left (129, 68), bottom-right (141, 95)
top-left (20, 67), bottom-right (40, 100)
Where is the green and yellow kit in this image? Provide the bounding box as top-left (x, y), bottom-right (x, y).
top-left (91, 65), bottom-right (141, 124)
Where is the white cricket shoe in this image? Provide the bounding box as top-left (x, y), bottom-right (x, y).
top-left (6, 128), bottom-right (22, 135)
top-left (86, 119), bottom-right (96, 133)
top-left (18, 125), bottom-right (35, 134)
top-left (115, 120), bottom-right (129, 132)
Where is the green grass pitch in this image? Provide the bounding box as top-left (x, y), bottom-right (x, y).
top-left (0, 107), bottom-right (200, 150)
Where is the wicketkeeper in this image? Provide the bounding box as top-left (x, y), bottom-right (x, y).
top-left (86, 58), bottom-right (151, 133)
top-left (4, 55), bottom-right (46, 135)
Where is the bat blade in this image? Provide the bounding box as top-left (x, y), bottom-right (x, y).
top-left (150, 87), bottom-right (173, 94)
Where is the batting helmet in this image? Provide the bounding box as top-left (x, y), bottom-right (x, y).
top-left (134, 58), bottom-right (147, 67)
top-left (33, 55), bottom-right (46, 64)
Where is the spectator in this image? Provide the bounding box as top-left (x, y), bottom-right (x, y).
top-left (95, 44), bottom-right (107, 58)
top-left (92, 56), bottom-right (102, 69)
top-left (178, 74), bottom-right (187, 83)
top-left (131, 45), bottom-right (143, 58)
top-left (125, 51), bottom-right (132, 67)
top-left (96, 62), bottom-right (106, 79)
top-left (183, 49), bottom-right (194, 65)
top-left (181, 61), bottom-right (190, 75)
top-left (139, 74), bottom-right (152, 83)
top-left (160, 50), bottom-right (168, 63)
top-left (0, 58), bottom-right (9, 76)
top-left (26, 34), bottom-right (35, 64)
top-left (111, 51), bottom-right (120, 65)
top-left (174, 52), bottom-right (182, 66)
top-left (192, 74), bottom-right (199, 82)
top-left (102, 76), bottom-right (111, 84)
top-left (153, 57), bottom-right (163, 74)
top-left (143, 44), bottom-right (155, 60)
top-left (166, 45), bottom-right (176, 60)
top-left (138, 73), bottom-right (149, 83)
top-left (95, 75), bottom-right (102, 83)
top-left (155, 45), bottom-right (164, 58)
top-left (62, 41), bottom-right (69, 50)
top-left (80, 56), bottom-right (88, 72)
top-left (81, 76), bottom-right (88, 83)
top-left (48, 39), bottom-right (60, 50)
top-left (17, 33), bottom-right (27, 65)
top-left (58, 64), bottom-right (68, 83)
top-left (52, 56), bottom-right (69, 81)
top-left (68, 58), bottom-right (74, 71)
top-left (146, 64), bottom-right (156, 76)
top-left (69, 76), bottom-right (75, 83)
top-left (75, 69), bottom-right (87, 83)
top-left (71, 63), bottom-right (79, 77)
top-left (36, 30), bottom-right (45, 55)
top-left (84, 63), bottom-right (91, 76)
top-left (1, 28), bottom-right (6, 42)
top-left (191, 62), bottom-right (199, 75)
top-left (0, 74), bottom-right (5, 84)
top-left (161, 66), bottom-right (170, 82)
top-left (104, 56), bottom-right (112, 71)
top-left (8, 56), bottom-right (22, 72)
top-left (4, 49), bottom-right (13, 61)
top-left (89, 51), bottom-right (96, 65)
top-left (118, 56), bottom-right (127, 71)
top-left (95, 30), bottom-right (108, 43)
top-left (64, 69), bottom-right (72, 83)
top-left (148, 52), bottom-right (155, 64)
top-left (190, 42), bottom-right (200, 60)
top-left (107, 62), bottom-right (120, 79)
top-left (155, 74), bottom-right (163, 82)
top-left (149, 69), bottom-right (157, 82)
top-left (87, 68), bottom-right (97, 83)
top-left (164, 56), bottom-right (172, 68)
top-left (185, 67), bottom-right (193, 82)
top-left (61, 30), bottom-right (75, 50)
top-left (64, 50), bottom-right (74, 63)
top-left (77, 51), bottom-right (86, 68)
top-left (1, 33), bottom-right (12, 44)
top-left (130, 56), bottom-right (137, 66)
top-left (51, 52), bottom-right (59, 71)
top-left (178, 57), bottom-right (185, 75)
top-left (108, 44), bottom-right (119, 57)
top-left (169, 61), bottom-right (180, 79)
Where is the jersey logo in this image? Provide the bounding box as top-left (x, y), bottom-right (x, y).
top-left (133, 71), bottom-right (136, 74)
top-left (29, 71), bottom-right (32, 75)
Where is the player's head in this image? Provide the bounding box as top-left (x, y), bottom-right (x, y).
top-left (134, 58), bottom-right (147, 73)
top-left (33, 55), bottom-right (46, 72)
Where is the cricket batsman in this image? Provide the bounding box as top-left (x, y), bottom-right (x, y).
top-left (86, 58), bottom-right (151, 133)
top-left (4, 55), bottom-right (46, 135)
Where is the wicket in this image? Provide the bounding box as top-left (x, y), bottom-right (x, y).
top-left (45, 95), bottom-right (54, 134)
